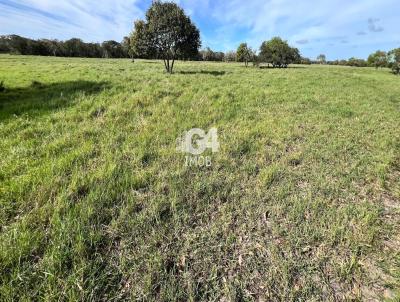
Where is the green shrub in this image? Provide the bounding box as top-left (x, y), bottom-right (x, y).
top-left (0, 80), bottom-right (5, 92)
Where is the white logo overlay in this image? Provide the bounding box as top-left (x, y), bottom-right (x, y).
top-left (176, 128), bottom-right (219, 167)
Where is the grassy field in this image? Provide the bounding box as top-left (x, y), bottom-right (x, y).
top-left (0, 54), bottom-right (399, 301)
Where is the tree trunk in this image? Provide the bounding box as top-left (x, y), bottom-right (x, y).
top-left (163, 58), bottom-right (171, 73)
top-left (162, 55), bottom-right (175, 74)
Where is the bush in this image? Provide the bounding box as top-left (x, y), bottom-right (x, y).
top-left (0, 80), bottom-right (5, 92)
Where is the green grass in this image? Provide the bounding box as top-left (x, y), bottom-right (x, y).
top-left (0, 54), bottom-right (399, 301)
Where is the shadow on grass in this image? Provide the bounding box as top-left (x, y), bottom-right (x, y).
top-left (177, 70), bottom-right (226, 76)
top-left (0, 80), bottom-right (109, 121)
top-left (258, 65), bottom-right (307, 69)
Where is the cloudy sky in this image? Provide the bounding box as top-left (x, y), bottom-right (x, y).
top-left (0, 0), bottom-right (399, 60)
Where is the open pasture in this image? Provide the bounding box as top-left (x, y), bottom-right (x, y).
top-left (0, 55), bottom-right (399, 300)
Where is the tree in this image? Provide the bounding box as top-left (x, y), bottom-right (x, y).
top-left (130, 20), bottom-right (151, 59)
top-left (200, 47), bottom-right (214, 61)
top-left (317, 54), bottom-right (326, 64)
top-left (367, 50), bottom-right (388, 68)
top-left (0, 36), bottom-right (8, 53)
top-left (102, 40), bottom-right (125, 58)
top-left (5, 35), bottom-right (30, 54)
top-left (199, 47), bottom-right (224, 61)
top-left (224, 51), bottom-right (236, 62)
top-left (291, 47), bottom-right (301, 64)
top-left (259, 37), bottom-right (300, 68)
top-left (87, 43), bottom-right (103, 58)
top-left (130, 1), bottom-right (201, 73)
top-left (236, 43), bottom-right (252, 67)
top-left (213, 51), bottom-right (225, 62)
top-left (252, 54), bottom-right (261, 67)
top-left (300, 57), bottom-right (311, 65)
top-left (64, 38), bottom-right (87, 57)
top-left (347, 57), bottom-right (367, 67)
top-left (38, 39), bottom-right (60, 56)
top-left (121, 36), bottom-right (133, 60)
top-left (388, 48), bottom-right (400, 64)
top-left (388, 48), bottom-right (400, 74)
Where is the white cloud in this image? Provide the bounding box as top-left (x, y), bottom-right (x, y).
top-left (186, 0), bottom-right (399, 58)
top-left (0, 0), bottom-right (143, 42)
top-left (1, 0), bottom-right (399, 58)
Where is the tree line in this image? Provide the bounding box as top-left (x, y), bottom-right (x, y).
top-left (312, 49), bottom-right (400, 74)
top-left (1, 0), bottom-right (399, 75)
top-left (0, 35), bottom-right (132, 58)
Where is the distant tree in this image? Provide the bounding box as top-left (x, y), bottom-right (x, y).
top-left (102, 40), bottom-right (125, 58)
top-left (0, 36), bottom-right (9, 53)
top-left (214, 51), bottom-right (225, 62)
top-left (388, 48), bottom-right (400, 64)
top-left (38, 39), bottom-right (60, 56)
top-left (121, 36), bottom-right (133, 60)
top-left (291, 47), bottom-right (301, 64)
top-left (199, 47), bottom-right (224, 61)
top-left (252, 54), bottom-right (261, 67)
top-left (224, 51), bottom-right (236, 62)
top-left (367, 50), bottom-right (388, 68)
top-left (130, 1), bottom-right (201, 73)
top-left (388, 48), bottom-right (400, 74)
top-left (300, 57), bottom-right (311, 65)
top-left (5, 35), bottom-right (31, 54)
top-left (64, 38), bottom-right (87, 57)
top-left (200, 47), bottom-right (214, 61)
top-left (236, 43), bottom-right (252, 67)
top-left (347, 57), bottom-right (367, 67)
top-left (317, 54), bottom-right (326, 64)
top-left (88, 43), bottom-right (103, 58)
top-left (29, 40), bottom-right (47, 56)
top-left (259, 37), bottom-right (300, 68)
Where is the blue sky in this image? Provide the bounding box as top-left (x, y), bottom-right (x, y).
top-left (0, 0), bottom-right (399, 60)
